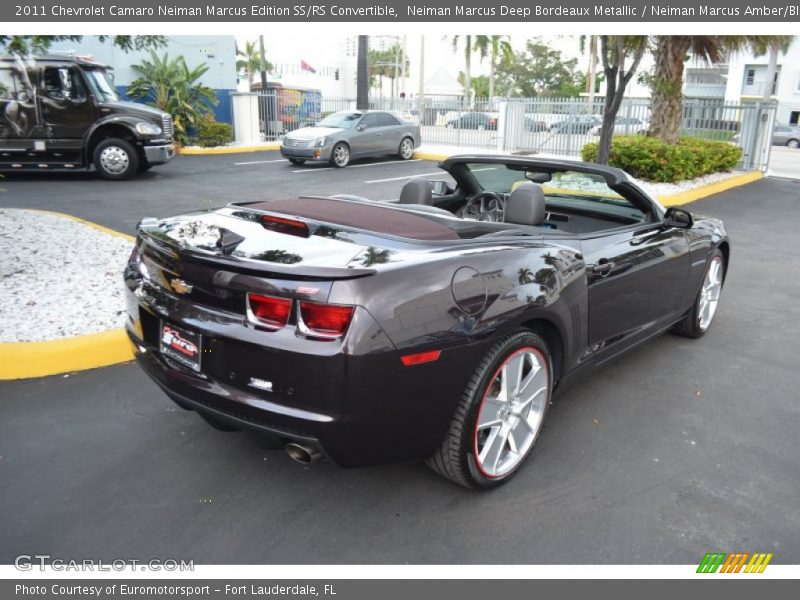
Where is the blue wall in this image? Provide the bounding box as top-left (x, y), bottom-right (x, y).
top-left (116, 86), bottom-right (234, 124)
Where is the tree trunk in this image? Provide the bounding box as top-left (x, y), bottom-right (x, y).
top-left (596, 36), bottom-right (646, 164)
top-left (649, 36), bottom-right (691, 145)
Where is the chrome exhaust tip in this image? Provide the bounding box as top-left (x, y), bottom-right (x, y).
top-left (285, 442), bottom-right (321, 464)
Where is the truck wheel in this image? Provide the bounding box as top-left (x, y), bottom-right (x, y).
top-left (138, 162), bottom-right (153, 172)
top-left (93, 138), bottom-right (139, 180)
top-left (426, 330), bottom-right (552, 489)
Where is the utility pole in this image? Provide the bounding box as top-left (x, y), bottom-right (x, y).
top-left (418, 35), bottom-right (425, 125)
top-left (357, 35), bottom-right (369, 110)
top-left (588, 35), bottom-right (597, 115)
top-left (258, 34), bottom-right (270, 138)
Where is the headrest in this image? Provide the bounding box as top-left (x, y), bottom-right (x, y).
top-left (398, 178), bottom-right (433, 205)
top-left (504, 182), bottom-right (546, 226)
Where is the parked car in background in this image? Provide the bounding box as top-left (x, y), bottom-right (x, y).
top-left (549, 115), bottom-right (602, 134)
top-left (734, 124), bottom-right (800, 148)
top-left (525, 117), bottom-right (548, 132)
top-left (389, 109), bottom-right (420, 125)
top-left (280, 110), bottom-right (420, 168)
top-left (0, 54), bottom-right (173, 179)
top-left (446, 112), bottom-right (497, 130)
top-left (588, 117), bottom-right (649, 136)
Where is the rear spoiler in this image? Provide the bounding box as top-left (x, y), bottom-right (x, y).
top-left (137, 226), bottom-right (377, 281)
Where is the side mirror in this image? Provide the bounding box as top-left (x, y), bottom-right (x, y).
top-left (663, 207), bottom-right (693, 229)
top-left (430, 180), bottom-right (448, 195)
top-left (357, 124), bottom-right (366, 131)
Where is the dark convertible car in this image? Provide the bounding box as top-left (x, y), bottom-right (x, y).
top-left (124, 155), bottom-right (728, 488)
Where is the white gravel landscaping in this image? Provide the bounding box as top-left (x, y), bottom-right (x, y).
top-left (0, 209), bottom-right (133, 343)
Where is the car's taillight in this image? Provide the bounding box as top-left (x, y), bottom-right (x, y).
top-left (298, 301), bottom-right (354, 340)
top-left (247, 293), bottom-right (292, 329)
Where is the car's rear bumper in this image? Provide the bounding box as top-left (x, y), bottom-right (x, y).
top-left (124, 277), bottom-right (488, 467)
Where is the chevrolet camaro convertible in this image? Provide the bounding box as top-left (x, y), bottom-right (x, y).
top-left (124, 155), bottom-right (729, 489)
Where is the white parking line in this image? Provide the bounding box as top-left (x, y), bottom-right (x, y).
top-left (234, 159), bottom-right (289, 165)
top-left (365, 171), bottom-right (448, 184)
top-left (292, 159), bottom-right (422, 174)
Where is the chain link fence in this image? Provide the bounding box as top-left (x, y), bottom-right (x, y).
top-left (231, 91), bottom-right (777, 171)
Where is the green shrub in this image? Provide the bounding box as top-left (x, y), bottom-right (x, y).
top-left (195, 116), bottom-right (233, 148)
top-left (581, 136), bottom-right (742, 183)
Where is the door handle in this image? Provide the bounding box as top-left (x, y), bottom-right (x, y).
top-left (590, 259), bottom-right (613, 276)
top-left (630, 230), bottom-right (660, 246)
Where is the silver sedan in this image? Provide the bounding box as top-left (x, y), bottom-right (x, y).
top-left (280, 110), bottom-right (421, 168)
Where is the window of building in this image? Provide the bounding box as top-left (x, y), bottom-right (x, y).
top-left (745, 68), bottom-right (756, 86)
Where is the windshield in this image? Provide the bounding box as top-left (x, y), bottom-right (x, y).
top-left (316, 111), bottom-right (361, 129)
top-left (84, 68), bottom-right (119, 102)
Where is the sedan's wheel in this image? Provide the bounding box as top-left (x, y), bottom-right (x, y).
top-left (398, 137), bottom-right (414, 160)
top-left (426, 330), bottom-right (551, 489)
top-left (330, 142), bottom-right (350, 168)
top-left (787, 139), bottom-right (799, 149)
top-left (673, 249), bottom-right (725, 338)
top-left (93, 137), bottom-right (138, 180)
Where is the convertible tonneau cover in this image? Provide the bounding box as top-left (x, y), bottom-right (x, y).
top-left (247, 197), bottom-right (460, 241)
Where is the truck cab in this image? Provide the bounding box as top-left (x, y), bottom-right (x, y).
top-left (0, 54), bottom-right (173, 179)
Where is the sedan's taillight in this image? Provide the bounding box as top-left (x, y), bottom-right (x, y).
top-left (298, 301), bottom-right (354, 340)
top-left (247, 293), bottom-right (292, 329)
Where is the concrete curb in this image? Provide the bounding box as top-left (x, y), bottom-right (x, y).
top-left (177, 142), bottom-right (280, 155)
top-left (411, 150), bottom-right (764, 206)
top-left (0, 211), bottom-right (136, 380)
top-left (0, 330), bottom-right (134, 380)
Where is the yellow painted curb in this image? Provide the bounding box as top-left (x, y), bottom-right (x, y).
top-left (657, 171), bottom-right (763, 207)
top-left (0, 329), bottom-right (134, 380)
top-left (177, 142), bottom-right (280, 155)
top-left (412, 150), bottom-right (450, 162)
top-left (28, 209), bottom-right (136, 242)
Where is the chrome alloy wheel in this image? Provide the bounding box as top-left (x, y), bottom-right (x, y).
top-left (333, 144), bottom-right (350, 167)
top-left (698, 255), bottom-right (724, 331)
top-left (98, 145), bottom-right (130, 175)
top-left (400, 138), bottom-right (414, 159)
top-left (473, 347), bottom-right (550, 478)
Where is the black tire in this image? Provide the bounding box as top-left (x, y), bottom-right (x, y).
top-left (93, 137), bottom-right (139, 180)
top-left (329, 142), bottom-right (350, 168)
top-left (138, 162), bottom-right (153, 172)
top-left (288, 158), bottom-right (306, 165)
top-left (426, 330), bottom-right (552, 489)
top-left (787, 139), bottom-right (799, 149)
top-left (673, 249), bottom-right (725, 338)
top-left (199, 412), bottom-right (239, 432)
top-left (398, 136), bottom-right (414, 160)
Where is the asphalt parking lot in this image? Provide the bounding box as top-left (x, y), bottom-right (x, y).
top-left (1, 158), bottom-right (799, 564)
top-left (1, 152), bottom-right (454, 234)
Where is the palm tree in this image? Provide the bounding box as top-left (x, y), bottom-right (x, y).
top-left (128, 51), bottom-right (218, 144)
top-left (474, 35), bottom-right (513, 100)
top-left (648, 36), bottom-right (793, 144)
top-left (236, 40), bottom-right (273, 91)
top-left (448, 35), bottom-right (474, 104)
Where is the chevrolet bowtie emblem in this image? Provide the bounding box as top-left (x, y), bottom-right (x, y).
top-left (169, 278), bottom-right (193, 295)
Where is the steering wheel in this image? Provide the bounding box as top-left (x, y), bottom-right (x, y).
top-left (458, 191), bottom-right (505, 222)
